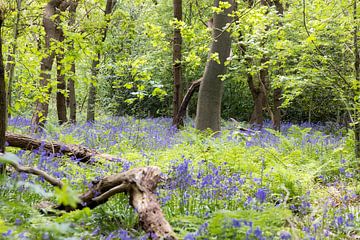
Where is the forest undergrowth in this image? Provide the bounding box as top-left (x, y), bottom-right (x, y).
top-left (0, 117), bottom-right (359, 239)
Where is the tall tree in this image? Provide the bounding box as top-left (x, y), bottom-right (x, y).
top-left (195, 0), bottom-right (233, 131)
top-left (0, 7), bottom-right (7, 173)
top-left (353, 0), bottom-right (360, 157)
top-left (5, 0), bottom-right (21, 119)
top-left (172, 0), bottom-right (182, 126)
top-left (86, 0), bottom-right (116, 122)
top-left (67, 0), bottom-right (78, 123)
top-left (271, 0), bottom-right (284, 131)
top-left (55, 2), bottom-right (68, 125)
top-left (31, 0), bottom-right (69, 130)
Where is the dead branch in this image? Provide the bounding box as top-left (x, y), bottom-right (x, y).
top-left (174, 78), bottom-right (202, 128)
top-left (57, 166), bottom-right (177, 239)
top-left (1, 153), bottom-right (64, 188)
top-left (5, 159), bottom-right (176, 239)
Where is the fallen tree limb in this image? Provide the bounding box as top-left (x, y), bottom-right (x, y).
top-left (57, 166), bottom-right (176, 239)
top-left (3, 157), bottom-right (176, 239)
top-left (174, 78), bottom-right (202, 128)
top-left (0, 152), bottom-right (64, 188)
top-left (5, 132), bottom-right (118, 162)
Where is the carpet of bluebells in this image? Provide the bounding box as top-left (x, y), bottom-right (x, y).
top-left (1, 117), bottom-right (360, 239)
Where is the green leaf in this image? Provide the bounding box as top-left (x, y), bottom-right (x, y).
top-left (54, 184), bottom-right (80, 208)
top-left (0, 152), bottom-right (21, 165)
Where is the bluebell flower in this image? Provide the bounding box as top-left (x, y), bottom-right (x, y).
top-left (279, 231), bottom-right (291, 239)
top-left (255, 188), bottom-right (267, 203)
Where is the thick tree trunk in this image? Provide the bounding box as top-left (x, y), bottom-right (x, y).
top-left (195, 0), bottom-right (233, 131)
top-left (86, 0), bottom-right (115, 122)
top-left (6, 0), bottom-right (22, 119)
top-left (4, 132), bottom-right (117, 162)
top-left (31, 0), bottom-right (69, 131)
top-left (172, 0), bottom-right (182, 126)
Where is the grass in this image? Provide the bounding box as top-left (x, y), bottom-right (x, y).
top-left (0, 116), bottom-right (359, 239)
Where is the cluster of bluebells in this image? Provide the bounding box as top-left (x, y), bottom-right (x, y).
top-left (161, 158), bottom-right (271, 216)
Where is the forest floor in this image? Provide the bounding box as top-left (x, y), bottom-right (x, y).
top-left (0, 117), bottom-right (359, 239)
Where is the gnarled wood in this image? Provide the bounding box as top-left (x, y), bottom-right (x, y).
top-left (5, 160), bottom-right (176, 239)
top-left (57, 166), bottom-right (177, 239)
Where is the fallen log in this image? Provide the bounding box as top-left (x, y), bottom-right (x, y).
top-left (1, 153), bottom-right (176, 239)
top-left (5, 132), bottom-right (117, 162)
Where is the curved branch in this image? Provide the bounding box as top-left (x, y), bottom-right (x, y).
top-left (5, 159), bottom-right (64, 188)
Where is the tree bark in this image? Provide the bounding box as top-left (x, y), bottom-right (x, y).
top-left (31, 0), bottom-right (69, 131)
top-left (4, 132), bottom-right (117, 162)
top-left (86, 0), bottom-right (116, 122)
top-left (354, 0), bottom-right (360, 158)
top-left (195, 0), bottom-right (233, 131)
top-left (86, 57), bottom-right (99, 122)
top-left (6, 0), bottom-right (22, 119)
top-left (67, 0), bottom-right (78, 123)
top-left (0, 13), bottom-right (7, 174)
top-left (272, 0), bottom-right (284, 131)
top-left (174, 78), bottom-right (201, 127)
top-left (172, 0), bottom-right (183, 126)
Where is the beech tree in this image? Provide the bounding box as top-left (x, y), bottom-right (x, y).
top-left (195, 0), bottom-right (234, 132)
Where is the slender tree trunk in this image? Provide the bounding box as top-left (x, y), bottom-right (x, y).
top-left (68, 1), bottom-right (78, 123)
top-left (0, 14), bottom-right (7, 173)
top-left (354, 0), bottom-right (360, 158)
top-left (86, 0), bottom-right (116, 122)
top-left (195, 0), bottom-right (233, 131)
top-left (272, 0), bottom-right (284, 131)
top-left (172, 0), bottom-right (182, 126)
top-left (31, 0), bottom-right (69, 131)
top-left (86, 57), bottom-right (99, 122)
top-left (56, 53), bottom-right (67, 124)
top-left (6, 0), bottom-right (22, 119)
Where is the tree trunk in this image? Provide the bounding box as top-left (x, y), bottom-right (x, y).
top-left (56, 51), bottom-right (68, 125)
top-left (172, 0), bottom-right (183, 126)
top-left (273, 87), bottom-right (281, 130)
top-left (86, 58), bottom-right (99, 122)
top-left (68, 0), bottom-right (78, 123)
top-left (31, 0), bottom-right (69, 131)
top-left (195, 0), bottom-right (233, 131)
top-left (68, 64), bottom-right (76, 123)
top-left (248, 74), bottom-right (266, 128)
top-left (272, 0), bottom-right (284, 131)
top-left (0, 15), bottom-right (7, 167)
top-left (86, 0), bottom-right (116, 122)
top-left (354, 0), bottom-right (360, 158)
top-left (6, 0), bottom-right (22, 119)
